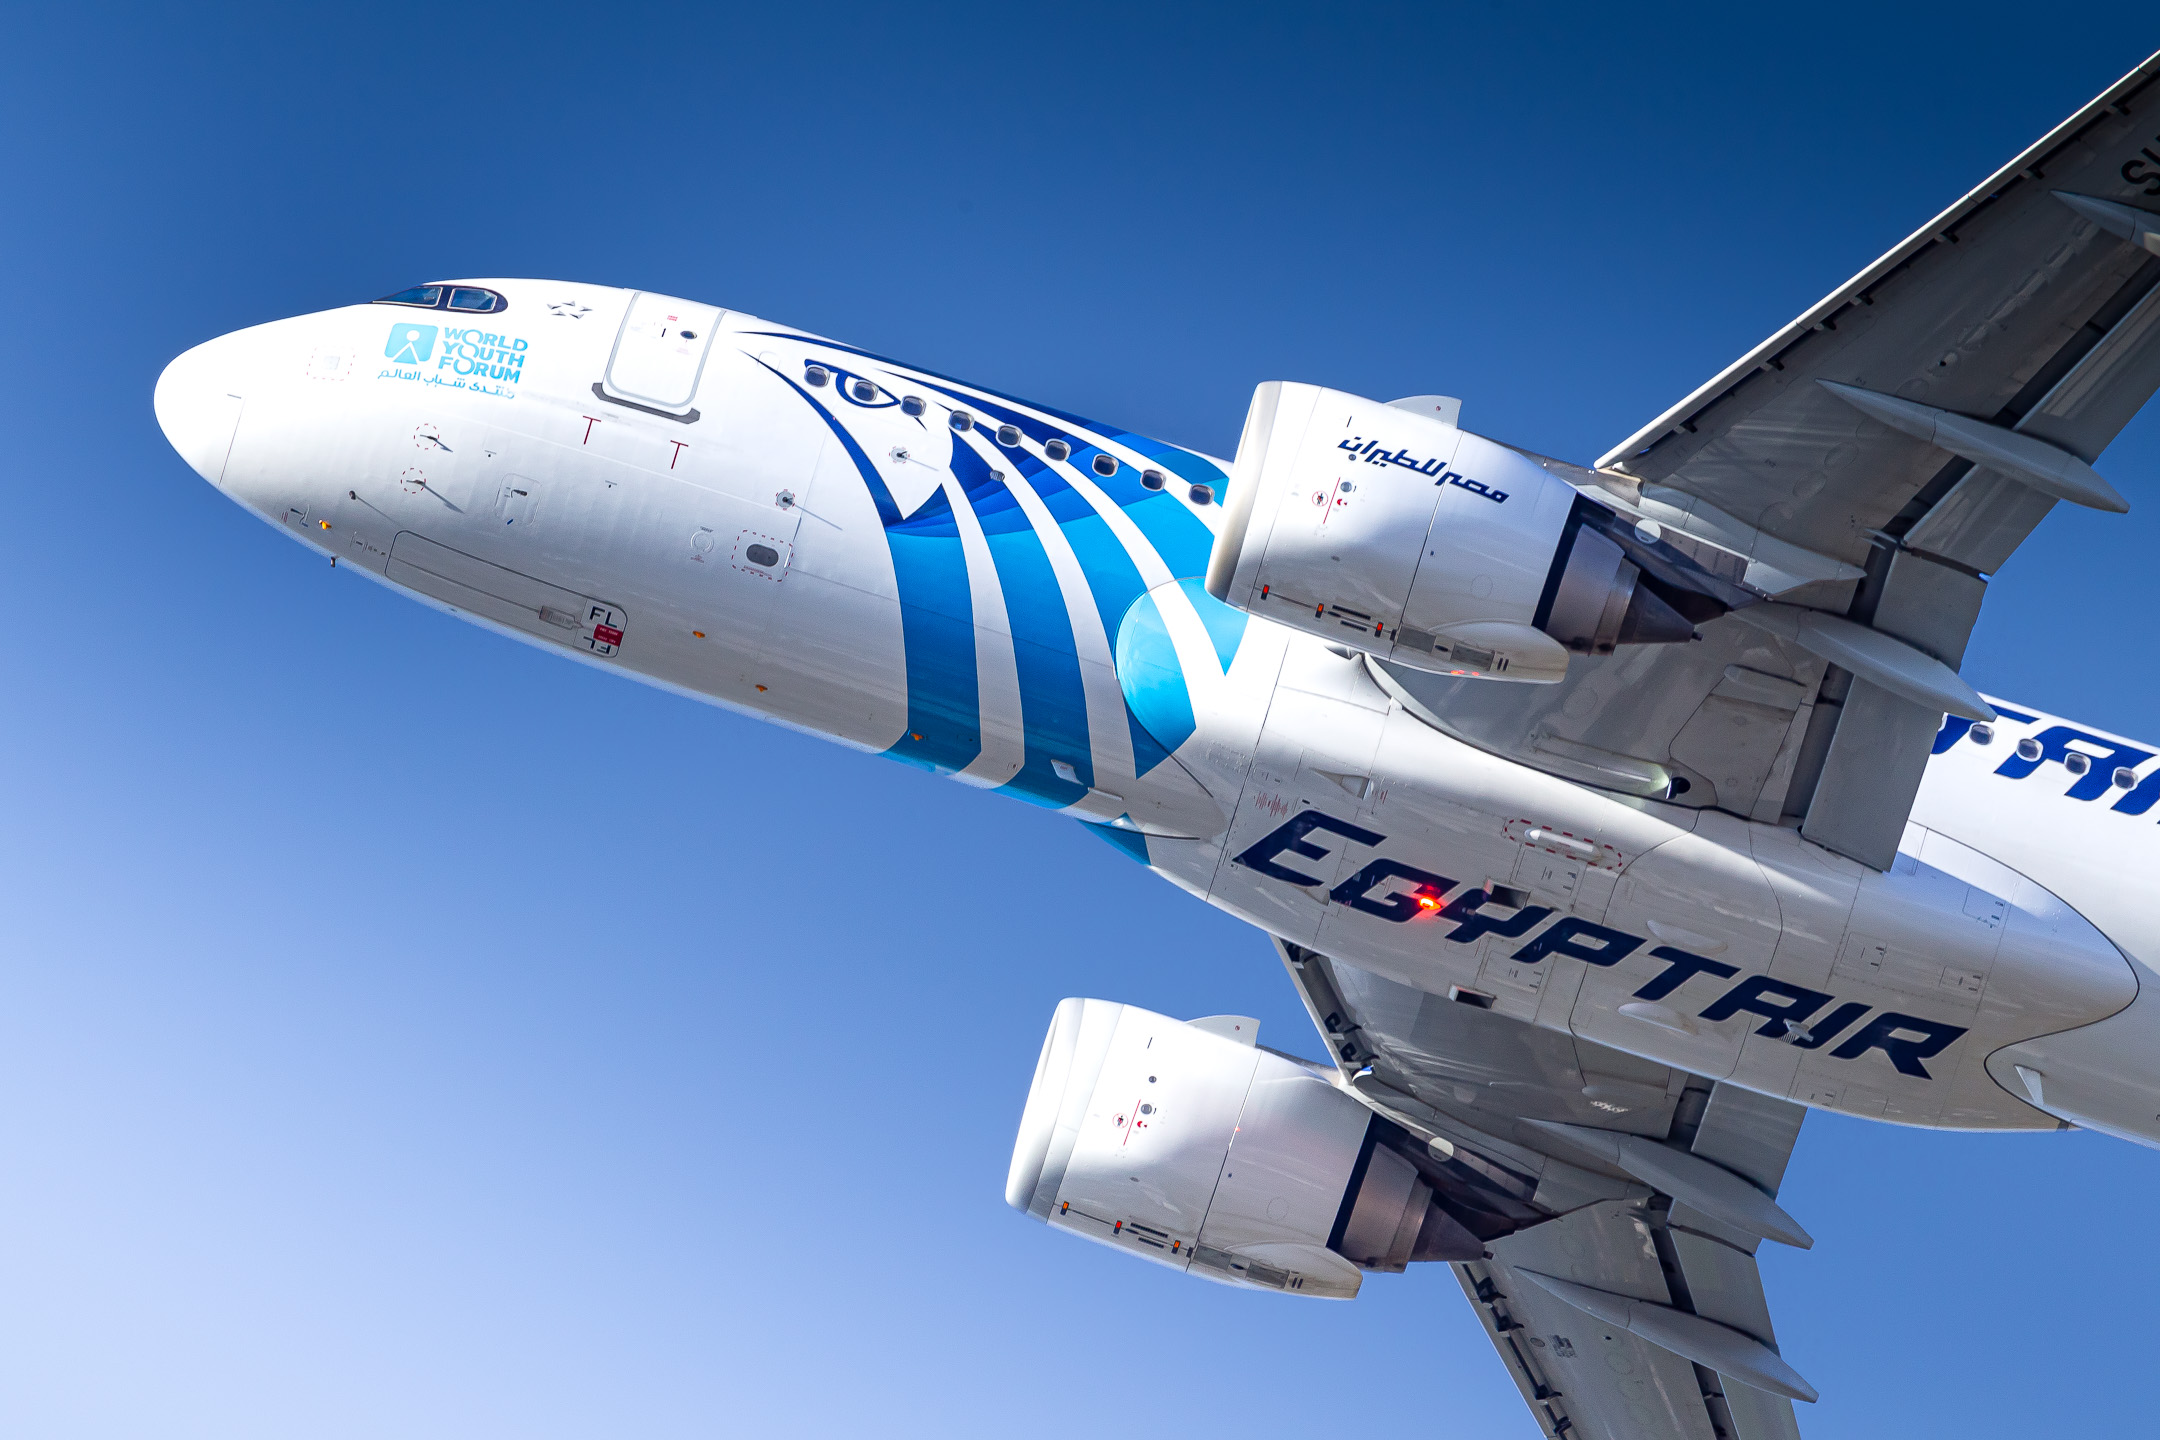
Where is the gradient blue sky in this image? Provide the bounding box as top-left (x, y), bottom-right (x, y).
top-left (2, 4), bottom-right (2157, 1436)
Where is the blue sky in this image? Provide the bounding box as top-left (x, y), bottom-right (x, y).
top-left (2, 3), bottom-right (2158, 1436)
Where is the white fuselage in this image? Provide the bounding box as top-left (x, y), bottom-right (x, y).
top-left (154, 280), bottom-right (2160, 1148)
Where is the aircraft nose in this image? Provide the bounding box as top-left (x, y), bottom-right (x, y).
top-left (153, 333), bottom-right (250, 486)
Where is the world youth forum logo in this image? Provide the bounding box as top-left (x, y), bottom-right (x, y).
top-left (385, 322), bottom-right (438, 364)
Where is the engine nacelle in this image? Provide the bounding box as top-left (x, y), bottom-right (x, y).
top-left (1206, 382), bottom-right (1717, 682)
top-left (1006, 999), bottom-right (1480, 1299)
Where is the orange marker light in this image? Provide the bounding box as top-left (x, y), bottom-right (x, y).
top-left (692, 630), bottom-right (706, 638)
top-left (1416, 894), bottom-right (1441, 910)
top-left (755, 684), bottom-right (767, 692)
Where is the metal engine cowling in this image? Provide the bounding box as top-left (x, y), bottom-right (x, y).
top-left (1205, 382), bottom-right (1729, 682)
top-left (1006, 999), bottom-right (1481, 1299)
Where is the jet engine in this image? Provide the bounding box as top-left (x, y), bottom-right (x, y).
top-left (1205, 382), bottom-right (1746, 682)
top-left (1006, 998), bottom-right (1482, 1299)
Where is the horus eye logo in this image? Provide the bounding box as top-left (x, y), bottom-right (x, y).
top-left (385, 323), bottom-right (438, 364)
top-left (830, 368), bottom-right (900, 409)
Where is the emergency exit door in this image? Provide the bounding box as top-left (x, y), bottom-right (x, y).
top-left (599, 291), bottom-right (722, 419)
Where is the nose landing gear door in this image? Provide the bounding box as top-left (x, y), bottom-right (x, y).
top-left (598, 292), bottom-right (723, 420)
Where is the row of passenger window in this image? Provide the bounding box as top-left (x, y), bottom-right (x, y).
top-left (802, 363), bottom-right (1213, 504)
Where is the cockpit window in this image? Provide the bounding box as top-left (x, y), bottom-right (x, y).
top-left (376, 285), bottom-right (444, 308)
top-left (373, 283), bottom-right (509, 314)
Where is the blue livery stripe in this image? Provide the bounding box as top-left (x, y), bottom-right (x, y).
top-left (1113, 590), bottom-right (1198, 759)
top-left (1085, 820), bottom-right (1153, 864)
top-left (756, 360), bottom-right (981, 774)
top-left (946, 444), bottom-right (1095, 807)
top-left (894, 377), bottom-right (1220, 578)
top-left (758, 343), bottom-right (1236, 802)
top-left (744, 331), bottom-right (1111, 432)
top-left (1182, 577), bottom-right (1248, 673)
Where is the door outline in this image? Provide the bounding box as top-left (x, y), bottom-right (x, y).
top-left (597, 291), bottom-right (722, 420)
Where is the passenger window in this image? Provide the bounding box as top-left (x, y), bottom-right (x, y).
top-left (997, 423), bottom-right (1022, 447)
top-left (1092, 453), bottom-right (1118, 477)
top-left (1044, 439), bottom-right (1070, 461)
top-left (951, 410), bottom-right (974, 432)
top-left (902, 395), bottom-right (926, 416)
top-left (1140, 468), bottom-right (1165, 490)
top-left (447, 286), bottom-right (505, 312)
top-left (376, 285), bottom-right (443, 308)
top-left (852, 379), bottom-right (878, 401)
top-left (1188, 484), bottom-right (1215, 505)
top-left (805, 364), bottom-right (831, 387)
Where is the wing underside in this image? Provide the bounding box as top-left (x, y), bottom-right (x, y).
top-left (1393, 50), bottom-right (2160, 869)
top-left (1277, 940), bottom-right (1811, 1440)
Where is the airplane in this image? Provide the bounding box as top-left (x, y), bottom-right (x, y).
top-left (152, 49), bottom-right (2160, 1440)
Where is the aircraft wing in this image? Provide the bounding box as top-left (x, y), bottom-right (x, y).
top-left (1379, 49), bottom-right (2160, 868)
top-left (1278, 939), bottom-right (1812, 1440)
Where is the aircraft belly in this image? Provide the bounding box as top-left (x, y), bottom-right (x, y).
top-left (1198, 650), bottom-right (2137, 1131)
top-left (1579, 815), bottom-right (1786, 1081)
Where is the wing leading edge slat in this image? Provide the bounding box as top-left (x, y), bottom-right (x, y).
top-left (1600, 50), bottom-right (2160, 493)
